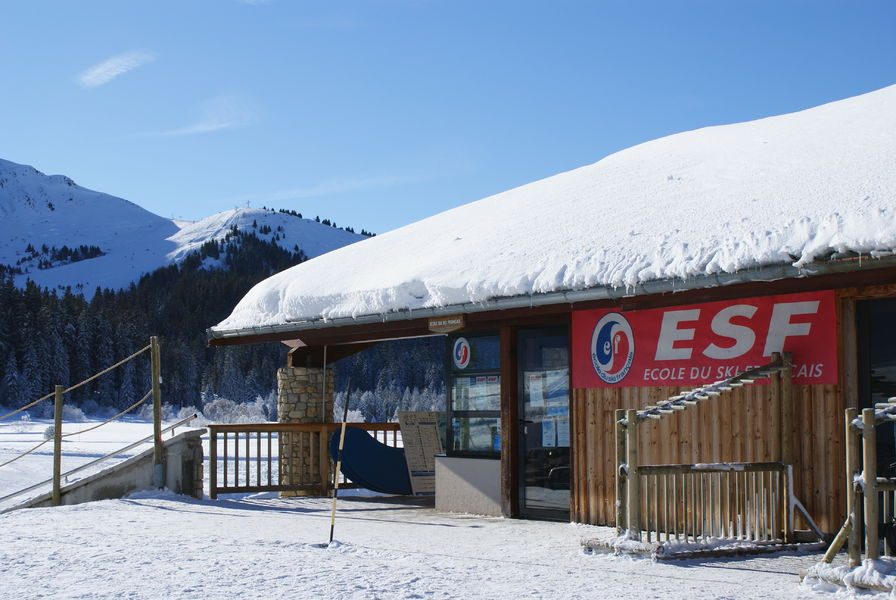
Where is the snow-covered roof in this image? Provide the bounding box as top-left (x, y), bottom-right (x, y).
top-left (212, 84), bottom-right (896, 337)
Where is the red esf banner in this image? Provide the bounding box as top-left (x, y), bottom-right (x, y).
top-left (571, 290), bottom-right (838, 388)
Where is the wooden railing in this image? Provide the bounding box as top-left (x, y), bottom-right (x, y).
top-left (208, 422), bottom-right (401, 499)
top-left (634, 462), bottom-right (792, 544)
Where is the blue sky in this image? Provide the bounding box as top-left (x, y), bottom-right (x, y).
top-left (1, 1), bottom-right (894, 234)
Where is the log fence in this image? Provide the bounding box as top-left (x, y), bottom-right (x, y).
top-left (822, 402), bottom-right (896, 566)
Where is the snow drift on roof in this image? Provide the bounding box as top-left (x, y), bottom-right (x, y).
top-left (213, 84), bottom-right (896, 333)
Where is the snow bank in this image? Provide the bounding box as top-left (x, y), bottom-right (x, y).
top-left (214, 84), bottom-right (896, 333)
top-left (804, 558), bottom-right (896, 593)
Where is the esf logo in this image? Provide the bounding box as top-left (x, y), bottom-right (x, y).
top-left (591, 313), bottom-right (635, 384)
top-left (453, 337), bottom-right (471, 369)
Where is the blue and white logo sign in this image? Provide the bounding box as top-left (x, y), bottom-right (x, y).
top-left (591, 313), bottom-right (635, 384)
top-left (453, 337), bottom-right (471, 370)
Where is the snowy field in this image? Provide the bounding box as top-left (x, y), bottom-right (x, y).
top-left (0, 492), bottom-right (841, 600)
top-left (0, 419), bottom-right (168, 510)
top-left (0, 419), bottom-right (858, 599)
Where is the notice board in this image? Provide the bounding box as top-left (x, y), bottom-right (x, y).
top-left (398, 411), bottom-right (444, 496)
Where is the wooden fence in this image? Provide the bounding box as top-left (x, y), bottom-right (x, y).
top-left (633, 462), bottom-right (791, 544)
top-left (823, 405), bottom-right (896, 565)
top-left (208, 422), bottom-right (400, 499)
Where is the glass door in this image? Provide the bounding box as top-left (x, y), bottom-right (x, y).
top-left (518, 328), bottom-right (570, 519)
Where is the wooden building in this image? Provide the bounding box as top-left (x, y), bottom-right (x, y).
top-left (209, 84), bottom-right (896, 538)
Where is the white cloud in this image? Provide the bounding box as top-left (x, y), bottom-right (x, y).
top-left (232, 173), bottom-right (429, 205)
top-left (78, 51), bottom-right (156, 88)
top-left (151, 95), bottom-right (257, 137)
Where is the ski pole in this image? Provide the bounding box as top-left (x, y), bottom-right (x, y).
top-left (329, 377), bottom-right (351, 544)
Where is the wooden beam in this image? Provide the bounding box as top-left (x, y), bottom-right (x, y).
top-left (209, 428), bottom-right (218, 500)
top-left (841, 296), bottom-right (859, 410)
top-left (780, 353), bottom-right (793, 468)
top-left (845, 408), bottom-right (862, 567)
top-left (52, 385), bottom-right (63, 507)
top-left (500, 326), bottom-right (519, 518)
top-left (615, 409), bottom-right (627, 533)
top-left (288, 342), bottom-right (375, 368)
top-left (863, 408), bottom-right (879, 560)
top-left (625, 409), bottom-right (640, 538)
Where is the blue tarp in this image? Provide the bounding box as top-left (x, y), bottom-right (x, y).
top-left (329, 428), bottom-right (412, 495)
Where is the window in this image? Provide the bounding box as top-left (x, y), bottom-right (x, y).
top-left (447, 334), bottom-right (501, 457)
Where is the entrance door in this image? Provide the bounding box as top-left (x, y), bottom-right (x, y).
top-left (518, 328), bottom-right (570, 520)
top-left (858, 299), bottom-right (896, 477)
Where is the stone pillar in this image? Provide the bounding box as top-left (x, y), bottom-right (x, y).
top-left (277, 366), bottom-right (334, 496)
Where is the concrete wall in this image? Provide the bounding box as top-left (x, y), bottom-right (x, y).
top-left (435, 456), bottom-right (501, 517)
top-left (14, 429), bottom-right (205, 511)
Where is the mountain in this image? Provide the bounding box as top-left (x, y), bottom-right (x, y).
top-left (0, 158), bottom-right (365, 295)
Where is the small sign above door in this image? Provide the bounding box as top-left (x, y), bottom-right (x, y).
top-left (428, 314), bottom-right (465, 334)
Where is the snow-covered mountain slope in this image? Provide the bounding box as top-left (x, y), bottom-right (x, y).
top-left (168, 208), bottom-right (363, 263)
top-left (0, 158), bottom-right (180, 293)
top-left (215, 83), bottom-right (896, 333)
top-left (0, 158), bottom-right (365, 294)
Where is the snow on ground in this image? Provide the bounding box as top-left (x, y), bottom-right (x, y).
top-left (0, 421), bottom-right (857, 599)
top-left (0, 492), bottom-right (837, 600)
top-left (215, 83), bottom-right (896, 333)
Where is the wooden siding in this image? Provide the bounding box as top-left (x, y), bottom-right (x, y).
top-left (571, 383), bottom-right (843, 534)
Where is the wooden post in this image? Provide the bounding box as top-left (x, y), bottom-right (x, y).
top-left (319, 425), bottom-right (330, 496)
top-left (499, 326), bottom-right (519, 519)
top-left (52, 385), bottom-right (64, 507)
top-left (779, 353), bottom-right (793, 468)
top-left (209, 427), bottom-right (218, 500)
top-left (863, 408), bottom-right (880, 560)
top-left (845, 408), bottom-right (862, 567)
top-left (151, 336), bottom-right (163, 488)
top-left (823, 518), bottom-right (853, 564)
top-left (625, 409), bottom-right (640, 539)
top-left (615, 409), bottom-right (627, 534)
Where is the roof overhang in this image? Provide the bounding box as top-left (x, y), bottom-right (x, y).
top-left (208, 254), bottom-right (896, 347)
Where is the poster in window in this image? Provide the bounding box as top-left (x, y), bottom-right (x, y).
top-left (556, 417), bottom-right (570, 448)
top-left (525, 372), bottom-right (546, 408)
top-left (542, 418), bottom-right (557, 448)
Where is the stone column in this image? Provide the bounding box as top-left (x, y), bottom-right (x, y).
top-left (277, 366), bottom-right (334, 496)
